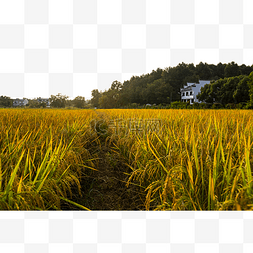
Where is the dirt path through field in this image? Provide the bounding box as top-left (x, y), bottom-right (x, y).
top-left (62, 110), bottom-right (146, 210)
top-left (65, 141), bottom-right (145, 210)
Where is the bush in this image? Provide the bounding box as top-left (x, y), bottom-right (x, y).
top-left (192, 103), bottom-right (201, 109)
top-left (130, 103), bottom-right (140, 109)
top-left (225, 103), bottom-right (236, 109)
top-left (205, 103), bottom-right (213, 109)
top-left (212, 103), bottom-right (223, 109)
top-left (239, 102), bottom-right (247, 109)
top-left (246, 101), bottom-right (253, 109)
top-left (170, 101), bottom-right (188, 109)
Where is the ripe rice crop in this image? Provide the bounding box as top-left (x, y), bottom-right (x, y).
top-left (0, 108), bottom-right (96, 210)
top-left (1, 108), bottom-right (253, 210)
top-left (98, 109), bottom-right (253, 210)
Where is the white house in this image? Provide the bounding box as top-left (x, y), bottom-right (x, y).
top-left (180, 80), bottom-right (210, 104)
top-left (37, 98), bottom-right (50, 106)
top-left (13, 98), bottom-right (29, 107)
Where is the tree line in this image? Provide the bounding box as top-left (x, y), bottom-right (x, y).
top-left (0, 94), bottom-right (90, 109)
top-left (91, 61), bottom-right (253, 109)
top-left (1, 61), bottom-right (252, 109)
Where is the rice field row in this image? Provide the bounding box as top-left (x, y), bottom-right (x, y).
top-left (106, 109), bottom-right (253, 210)
top-left (0, 108), bottom-right (253, 210)
top-left (0, 109), bottom-right (97, 210)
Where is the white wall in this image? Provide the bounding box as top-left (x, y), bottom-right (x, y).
top-left (181, 80), bottom-right (210, 104)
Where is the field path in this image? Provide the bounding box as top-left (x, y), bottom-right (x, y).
top-left (68, 140), bottom-right (145, 210)
top-left (64, 110), bottom-right (146, 210)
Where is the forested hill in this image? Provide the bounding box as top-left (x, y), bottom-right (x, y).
top-left (91, 62), bottom-right (253, 109)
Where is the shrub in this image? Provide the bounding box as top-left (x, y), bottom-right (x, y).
top-left (212, 103), bottom-right (223, 109)
top-left (170, 101), bottom-right (188, 109)
top-left (225, 103), bottom-right (236, 109)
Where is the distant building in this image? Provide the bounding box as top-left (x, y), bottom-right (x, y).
top-left (37, 98), bottom-right (50, 106)
top-left (13, 98), bottom-right (28, 107)
top-left (180, 80), bottom-right (210, 104)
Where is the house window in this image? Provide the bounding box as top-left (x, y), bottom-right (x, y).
top-left (191, 99), bottom-right (194, 103)
top-left (186, 92), bottom-right (188, 96)
top-left (190, 91), bottom-right (192, 95)
top-left (182, 92), bottom-right (185, 96)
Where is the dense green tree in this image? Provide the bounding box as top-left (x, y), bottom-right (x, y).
top-left (220, 77), bottom-right (238, 104)
top-left (224, 62), bottom-right (240, 78)
top-left (197, 75), bottom-right (250, 105)
top-left (144, 80), bottom-right (161, 104)
top-left (49, 93), bottom-right (69, 108)
top-left (239, 64), bottom-right (253, 76)
top-left (197, 83), bottom-right (213, 103)
top-left (91, 89), bottom-right (102, 108)
top-left (98, 91), bottom-right (117, 109)
top-left (0, 96), bottom-right (12, 107)
top-left (247, 71), bottom-right (253, 108)
top-left (110, 80), bottom-right (123, 91)
top-left (233, 76), bottom-right (250, 103)
top-left (162, 63), bottom-right (195, 101)
top-left (97, 80), bottom-right (123, 108)
top-left (183, 74), bottom-right (200, 84)
top-left (143, 78), bottom-right (173, 104)
top-left (98, 93), bottom-right (111, 109)
top-left (196, 62), bottom-right (213, 80)
top-left (73, 96), bottom-right (86, 108)
top-left (93, 62), bottom-right (253, 109)
top-left (28, 99), bottom-right (40, 108)
top-left (215, 62), bottom-right (226, 79)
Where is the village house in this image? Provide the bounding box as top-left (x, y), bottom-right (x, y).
top-left (180, 80), bottom-right (210, 104)
top-left (13, 98), bottom-right (29, 107)
top-left (37, 98), bottom-right (50, 107)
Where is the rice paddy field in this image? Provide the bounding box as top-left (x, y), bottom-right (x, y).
top-left (0, 108), bottom-right (253, 210)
